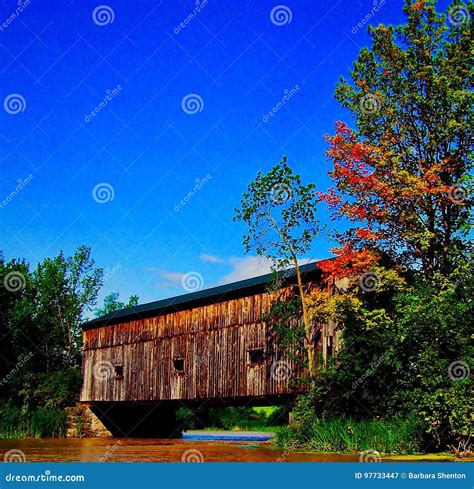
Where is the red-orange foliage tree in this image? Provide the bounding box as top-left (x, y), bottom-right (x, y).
top-left (321, 0), bottom-right (473, 280)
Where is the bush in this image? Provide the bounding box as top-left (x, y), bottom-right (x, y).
top-left (278, 415), bottom-right (424, 454)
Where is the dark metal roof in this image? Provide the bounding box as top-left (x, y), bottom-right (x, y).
top-left (83, 261), bottom-right (322, 330)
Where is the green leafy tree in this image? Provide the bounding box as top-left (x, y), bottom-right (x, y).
top-left (95, 292), bottom-right (139, 318)
top-left (34, 245), bottom-right (103, 366)
top-left (322, 0), bottom-right (473, 280)
top-left (234, 157), bottom-right (320, 374)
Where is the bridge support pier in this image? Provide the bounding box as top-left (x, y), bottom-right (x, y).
top-left (88, 402), bottom-right (182, 438)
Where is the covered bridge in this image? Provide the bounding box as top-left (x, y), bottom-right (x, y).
top-left (80, 262), bottom-right (338, 436)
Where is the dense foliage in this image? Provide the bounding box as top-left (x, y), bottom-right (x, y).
top-left (0, 246), bottom-right (103, 437)
top-left (251, 0), bottom-right (473, 455)
top-left (321, 0), bottom-right (473, 280)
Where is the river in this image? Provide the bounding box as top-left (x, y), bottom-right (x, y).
top-left (0, 432), bottom-right (458, 462)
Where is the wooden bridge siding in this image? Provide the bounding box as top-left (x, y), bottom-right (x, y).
top-left (80, 284), bottom-right (322, 403)
top-left (80, 323), bottom-right (300, 402)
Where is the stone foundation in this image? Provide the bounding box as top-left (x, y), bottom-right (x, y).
top-left (65, 403), bottom-right (112, 438)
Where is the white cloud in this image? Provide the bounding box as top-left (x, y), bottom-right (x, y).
top-left (217, 256), bottom-right (316, 285)
top-left (199, 254), bottom-right (225, 264)
top-left (217, 256), bottom-right (274, 284)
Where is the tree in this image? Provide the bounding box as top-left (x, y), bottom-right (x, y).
top-left (234, 157), bottom-right (320, 374)
top-left (0, 246), bottom-right (104, 429)
top-left (34, 245), bottom-right (103, 366)
top-left (95, 292), bottom-right (139, 318)
top-left (321, 0), bottom-right (473, 280)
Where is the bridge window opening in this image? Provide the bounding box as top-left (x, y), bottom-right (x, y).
top-left (248, 348), bottom-right (265, 366)
top-left (173, 357), bottom-right (185, 373)
top-left (114, 365), bottom-right (124, 379)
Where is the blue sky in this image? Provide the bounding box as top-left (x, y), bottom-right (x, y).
top-left (0, 0), bottom-right (450, 308)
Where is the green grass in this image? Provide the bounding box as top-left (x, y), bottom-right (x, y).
top-left (0, 405), bottom-right (67, 439)
top-left (277, 415), bottom-right (423, 455)
top-left (198, 425), bottom-right (284, 433)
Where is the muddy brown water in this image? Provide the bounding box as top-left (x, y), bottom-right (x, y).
top-left (0, 435), bottom-right (458, 462)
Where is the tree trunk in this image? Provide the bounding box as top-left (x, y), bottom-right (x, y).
top-left (293, 258), bottom-right (316, 377)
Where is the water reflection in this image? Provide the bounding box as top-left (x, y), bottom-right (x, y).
top-left (0, 437), bottom-right (456, 463)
